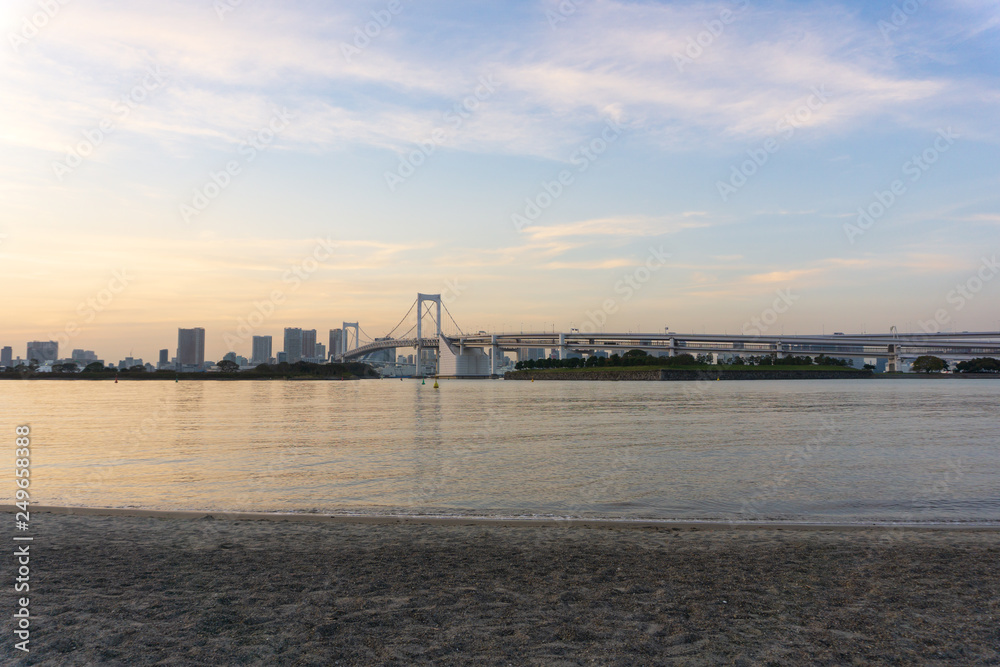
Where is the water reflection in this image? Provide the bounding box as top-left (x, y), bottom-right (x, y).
top-left (3, 379), bottom-right (998, 523)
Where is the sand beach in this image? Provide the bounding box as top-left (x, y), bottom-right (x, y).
top-left (2, 508), bottom-right (998, 665)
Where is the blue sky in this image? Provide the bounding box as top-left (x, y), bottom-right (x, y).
top-left (2, 0), bottom-right (998, 362)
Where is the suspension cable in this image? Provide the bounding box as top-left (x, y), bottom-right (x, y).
top-left (397, 322), bottom-right (417, 340)
top-left (384, 298), bottom-right (417, 339)
top-left (442, 302), bottom-right (465, 336)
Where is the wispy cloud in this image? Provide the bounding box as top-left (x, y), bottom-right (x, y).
top-left (524, 214), bottom-right (711, 241)
top-left (745, 268), bottom-right (822, 284)
top-left (3, 0), bottom-right (993, 164)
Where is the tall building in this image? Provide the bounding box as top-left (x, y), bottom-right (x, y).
top-left (26, 341), bottom-right (58, 364)
top-left (521, 348), bottom-right (546, 362)
top-left (177, 328), bottom-right (205, 367)
top-left (329, 328), bottom-right (343, 359)
top-left (251, 336), bottom-right (272, 365)
top-left (283, 327), bottom-right (303, 363)
top-left (315, 342), bottom-right (326, 361)
top-left (2, 346), bottom-right (13, 366)
top-left (159, 349), bottom-right (168, 364)
top-left (72, 349), bottom-right (98, 362)
top-left (301, 329), bottom-right (317, 359)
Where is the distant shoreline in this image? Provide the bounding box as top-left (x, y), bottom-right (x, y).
top-left (0, 361), bottom-right (378, 381)
top-left (0, 374), bottom-right (368, 381)
top-left (505, 368), bottom-right (875, 381)
top-left (4, 370), bottom-right (998, 381)
top-left (8, 506), bottom-right (1000, 531)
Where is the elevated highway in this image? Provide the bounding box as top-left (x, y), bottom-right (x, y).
top-left (339, 330), bottom-right (1000, 373)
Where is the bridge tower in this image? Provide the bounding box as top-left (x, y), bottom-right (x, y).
top-left (887, 343), bottom-right (900, 373)
top-left (415, 294), bottom-right (442, 376)
top-left (341, 322), bottom-right (360, 360)
top-left (888, 326), bottom-right (900, 372)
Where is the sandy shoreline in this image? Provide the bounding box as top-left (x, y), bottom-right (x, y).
top-left (3, 510), bottom-right (998, 665)
top-left (9, 504), bottom-right (1000, 532)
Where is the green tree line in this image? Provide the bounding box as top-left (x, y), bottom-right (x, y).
top-left (514, 350), bottom-right (856, 370)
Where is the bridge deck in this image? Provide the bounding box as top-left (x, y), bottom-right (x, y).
top-left (338, 332), bottom-right (1000, 362)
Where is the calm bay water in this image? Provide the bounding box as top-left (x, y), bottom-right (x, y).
top-left (2, 378), bottom-right (998, 524)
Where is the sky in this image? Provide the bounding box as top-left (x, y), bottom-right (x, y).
top-left (2, 0), bottom-right (999, 363)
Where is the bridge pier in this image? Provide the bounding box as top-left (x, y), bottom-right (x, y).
top-left (491, 335), bottom-right (499, 376)
top-left (439, 334), bottom-right (491, 377)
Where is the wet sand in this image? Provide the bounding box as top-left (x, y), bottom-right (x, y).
top-left (3, 509), bottom-right (998, 665)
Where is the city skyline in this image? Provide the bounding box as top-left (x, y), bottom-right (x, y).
top-left (7, 317), bottom-right (1000, 371)
top-left (2, 0), bottom-right (999, 363)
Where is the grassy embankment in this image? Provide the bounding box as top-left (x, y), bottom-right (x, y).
top-left (0, 362), bottom-right (378, 381)
top-left (511, 364), bottom-right (869, 374)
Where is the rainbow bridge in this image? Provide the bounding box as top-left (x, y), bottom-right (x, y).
top-left (336, 294), bottom-right (1000, 377)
